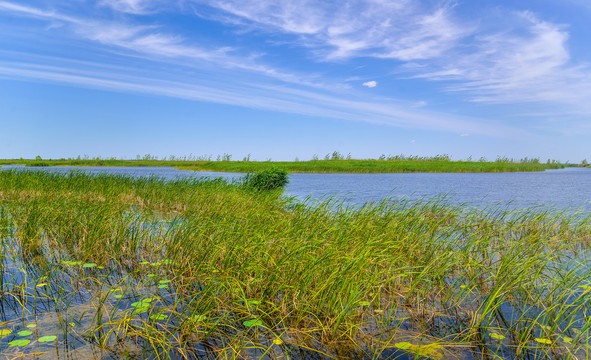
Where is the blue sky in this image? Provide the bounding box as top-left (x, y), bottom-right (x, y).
top-left (0, 0), bottom-right (590, 162)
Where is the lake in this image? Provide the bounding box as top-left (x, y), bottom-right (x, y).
top-left (1, 165), bottom-right (590, 212)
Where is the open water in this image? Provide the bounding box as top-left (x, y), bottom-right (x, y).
top-left (1, 165), bottom-right (590, 212)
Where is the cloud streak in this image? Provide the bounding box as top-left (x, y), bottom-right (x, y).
top-left (190, 0), bottom-right (472, 61)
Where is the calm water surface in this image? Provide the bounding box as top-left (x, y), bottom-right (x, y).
top-left (2, 165), bottom-right (590, 212)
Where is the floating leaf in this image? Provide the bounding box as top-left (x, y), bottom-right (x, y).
top-left (191, 315), bottom-right (207, 322)
top-left (0, 329), bottom-right (13, 337)
top-left (38, 335), bottom-right (57, 343)
top-left (147, 274), bottom-right (155, 277)
top-left (82, 263), bottom-right (97, 268)
top-left (535, 338), bottom-right (553, 345)
top-left (131, 301), bottom-right (150, 308)
top-left (158, 284), bottom-right (168, 289)
top-left (114, 294), bottom-right (123, 299)
top-left (36, 283), bottom-right (47, 287)
top-left (359, 301), bottom-right (371, 306)
top-left (142, 298), bottom-right (155, 303)
top-left (490, 332), bottom-right (506, 340)
top-left (150, 314), bottom-right (167, 321)
top-left (273, 338), bottom-right (284, 345)
top-left (140, 261), bottom-right (149, 265)
top-left (395, 342), bottom-right (413, 350)
top-left (18, 330), bottom-right (33, 336)
top-left (9, 339), bottom-right (30, 347)
top-left (158, 280), bottom-right (171, 284)
top-left (394, 342), bottom-right (443, 359)
top-left (26, 324), bottom-right (37, 328)
top-left (243, 319), bottom-right (263, 327)
top-left (374, 309), bottom-right (384, 313)
top-left (562, 336), bottom-right (573, 344)
top-left (97, 266), bottom-right (105, 269)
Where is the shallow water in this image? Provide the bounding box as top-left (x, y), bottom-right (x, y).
top-left (2, 165), bottom-right (590, 212)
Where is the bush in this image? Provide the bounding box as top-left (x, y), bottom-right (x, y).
top-left (242, 168), bottom-right (289, 191)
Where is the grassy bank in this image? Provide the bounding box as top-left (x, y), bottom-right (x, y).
top-left (0, 158), bottom-right (566, 173)
top-left (1, 170), bottom-right (591, 359)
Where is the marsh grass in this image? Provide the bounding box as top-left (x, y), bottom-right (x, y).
top-left (0, 169), bottom-right (590, 359)
top-left (0, 158), bottom-right (565, 173)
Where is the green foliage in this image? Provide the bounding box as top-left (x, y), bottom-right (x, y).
top-left (241, 167), bottom-right (289, 191)
top-left (0, 170), bottom-right (589, 359)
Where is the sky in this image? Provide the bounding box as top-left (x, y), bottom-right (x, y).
top-left (0, 0), bottom-right (590, 162)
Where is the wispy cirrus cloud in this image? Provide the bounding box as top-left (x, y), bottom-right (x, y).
top-left (403, 10), bottom-right (591, 116)
top-left (0, 58), bottom-right (527, 139)
top-left (98, 0), bottom-right (157, 14)
top-left (189, 0), bottom-right (472, 61)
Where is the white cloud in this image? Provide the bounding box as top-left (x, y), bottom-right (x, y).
top-left (362, 80), bottom-right (377, 88)
top-left (99, 0), bottom-right (156, 14)
top-left (190, 0), bottom-right (472, 61)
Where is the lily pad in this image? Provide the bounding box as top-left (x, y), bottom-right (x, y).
top-left (36, 283), bottom-right (47, 287)
top-left (150, 314), bottom-right (167, 321)
top-left (359, 301), bottom-right (371, 306)
top-left (9, 339), bottom-right (30, 347)
top-left (113, 294), bottom-right (123, 299)
top-left (158, 284), bottom-right (168, 289)
top-left (18, 330), bottom-right (33, 336)
top-left (158, 280), bottom-right (171, 284)
top-left (191, 315), bottom-right (207, 322)
top-left (243, 319), bottom-right (263, 327)
top-left (273, 338), bottom-right (284, 345)
top-left (0, 329), bottom-right (13, 337)
top-left (535, 338), bottom-right (553, 345)
top-left (394, 342), bottom-right (443, 359)
top-left (26, 324), bottom-right (37, 328)
top-left (394, 342), bottom-right (413, 350)
top-left (82, 263), bottom-right (97, 268)
top-left (131, 301), bottom-right (150, 308)
top-left (489, 332), bottom-right (506, 340)
top-left (38, 335), bottom-right (57, 343)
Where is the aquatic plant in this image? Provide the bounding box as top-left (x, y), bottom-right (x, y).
top-left (241, 167), bottom-right (289, 191)
top-left (0, 169), bottom-right (590, 359)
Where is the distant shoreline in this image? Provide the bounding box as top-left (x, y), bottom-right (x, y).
top-left (0, 158), bottom-right (569, 173)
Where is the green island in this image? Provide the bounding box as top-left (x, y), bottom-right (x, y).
top-left (1, 168), bottom-right (590, 359)
top-left (0, 154), bottom-right (570, 173)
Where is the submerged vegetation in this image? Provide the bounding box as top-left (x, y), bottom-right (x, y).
top-left (1, 169), bottom-right (591, 359)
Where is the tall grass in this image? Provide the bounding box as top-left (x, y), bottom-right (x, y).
top-left (0, 158), bottom-right (566, 173)
top-left (0, 169), bottom-right (590, 359)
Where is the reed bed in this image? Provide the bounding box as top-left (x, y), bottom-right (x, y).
top-left (1, 158), bottom-right (565, 173)
top-left (0, 169), bottom-right (590, 359)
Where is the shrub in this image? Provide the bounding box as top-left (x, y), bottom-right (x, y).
top-left (242, 168), bottom-right (289, 191)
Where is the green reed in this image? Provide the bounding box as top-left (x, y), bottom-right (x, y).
top-left (1, 157), bottom-right (566, 173)
top-left (0, 169), bottom-right (590, 359)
